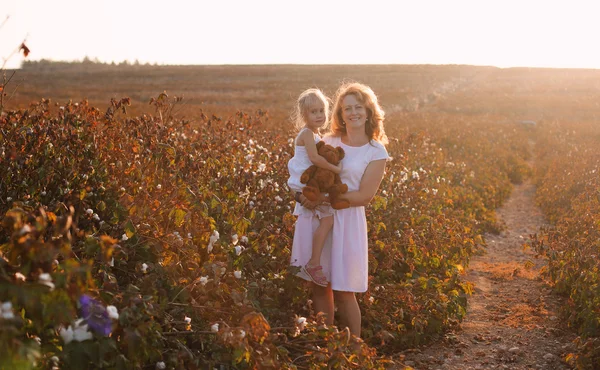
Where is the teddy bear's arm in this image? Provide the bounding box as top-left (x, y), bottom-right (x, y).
top-left (300, 165), bottom-right (318, 184)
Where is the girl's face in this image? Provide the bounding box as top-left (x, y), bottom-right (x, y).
top-left (341, 94), bottom-right (367, 130)
top-left (304, 102), bottom-right (326, 131)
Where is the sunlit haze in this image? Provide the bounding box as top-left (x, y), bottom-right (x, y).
top-left (2, 0), bottom-right (600, 69)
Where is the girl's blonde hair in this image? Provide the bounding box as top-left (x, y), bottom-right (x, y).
top-left (291, 88), bottom-right (330, 132)
top-left (330, 82), bottom-right (388, 145)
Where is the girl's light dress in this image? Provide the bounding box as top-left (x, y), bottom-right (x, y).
top-left (290, 135), bottom-right (389, 292)
top-left (287, 128), bottom-right (334, 220)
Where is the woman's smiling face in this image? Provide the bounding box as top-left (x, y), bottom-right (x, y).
top-left (341, 94), bottom-right (367, 129)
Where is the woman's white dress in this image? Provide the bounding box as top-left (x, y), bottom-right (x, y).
top-left (290, 135), bottom-right (389, 292)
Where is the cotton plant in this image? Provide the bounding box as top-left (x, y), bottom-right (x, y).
top-left (59, 319), bottom-right (93, 344)
top-left (0, 301), bottom-right (15, 320)
top-left (38, 273), bottom-right (55, 290)
top-left (207, 230), bottom-right (219, 253)
top-left (197, 276), bottom-right (209, 286)
top-left (234, 245), bottom-right (244, 256)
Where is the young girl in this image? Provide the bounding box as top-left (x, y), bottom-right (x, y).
top-left (287, 88), bottom-right (341, 287)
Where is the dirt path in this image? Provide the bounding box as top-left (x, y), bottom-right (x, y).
top-left (395, 177), bottom-right (577, 369)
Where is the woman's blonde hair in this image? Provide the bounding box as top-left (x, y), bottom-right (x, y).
top-left (291, 88), bottom-right (330, 132)
top-left (330, 82), bottom-right (388, 145)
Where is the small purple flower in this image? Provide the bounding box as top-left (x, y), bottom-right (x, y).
top-left (79, 294), bottom-right (112, 336)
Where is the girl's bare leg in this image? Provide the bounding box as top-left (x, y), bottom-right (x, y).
top-left (333, 290), bottom-right (361, 337)
top-left (308, 215), bottom-right (333, 267)
top-left (311, 283), bottom-right (334, 325)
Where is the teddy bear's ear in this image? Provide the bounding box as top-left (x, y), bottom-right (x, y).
top-left (316, 141), bottom-right (325, 150)
top-left (336, 146), bottom-right (345, 160)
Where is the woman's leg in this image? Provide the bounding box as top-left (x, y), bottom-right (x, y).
top-left (308, 215), bottom-right (333, 267)
top-left (333, 290), bottom-right (361, 337)
top-left (311, 283), bottom-right (334, 325)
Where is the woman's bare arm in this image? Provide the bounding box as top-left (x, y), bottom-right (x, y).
top-left (337, 159), bottom-right (386, 207)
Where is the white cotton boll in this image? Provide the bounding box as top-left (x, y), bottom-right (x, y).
top-left (86, 209), bottom-right (93, 215)
top-left (234, 245), bottom-right (243, 256)
top-left (231, 234), bottom-right (239, 245)
top-left (274, 196), bottom-right (282, 203)
top-left (199, 276), bottom-right (209, 286)
top-left (211, 323), bottom-right (219, 332)
top-left (59, 326), bottom-right (74, 344)
top-left (1, 301), bottom-right (14, 320)
top-left (207, 243), bottom-right (214, 253)
top-left (109, 257), bottom-right (114, 267)
top-left (241, 236), bottom-right (248, 244)
top-left (39, 273), bottom-right (55, 290)
top-left (141, 263), bottom-right (148, 273)
top-left (93, 214), bottom-right (100, 221)
top-left (156, 362), bottom-right (166, 370)
top-left (73, 322), bottom-right (93, 342)
top-left (369, 296), bottom-right (375, 303)
top-left (157, 184), bottom-right (162, 190)
top-left (14, 272), bottom-right (26, 281)
top-left (258, 163), bottom-right (266, 172)
top-left (18, 224), bottom-right (31, 235)
top-left (107, 305), bottom-right (119, 320)
top-left (296, 317), bottom-right (307, 330)
top-left (184, 316), bottom-right (191, 324)
top-left (121, 234), bottom-right (129, 241)
top-left (234, 270), bottom-right (242, 279)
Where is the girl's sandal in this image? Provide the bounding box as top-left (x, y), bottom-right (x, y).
top-left (302, 264), bottom-right (328, 287)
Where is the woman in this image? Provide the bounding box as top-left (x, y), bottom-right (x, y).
top-left (290, 82), bottom-right (389, 337)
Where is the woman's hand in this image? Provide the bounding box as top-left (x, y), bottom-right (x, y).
top-left (300, 196), bottom-right (321, 210)
top-left (299, 192), bottom-right (330, 210)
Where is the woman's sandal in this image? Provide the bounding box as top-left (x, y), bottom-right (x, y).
top-left (302, 264), bottom-right (328, 287)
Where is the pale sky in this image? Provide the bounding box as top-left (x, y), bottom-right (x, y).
top-left (2, 0), bottom-right (600, 69)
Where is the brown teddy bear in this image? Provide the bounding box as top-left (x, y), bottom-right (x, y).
top-left (300, 141), bottom-right (349, 210)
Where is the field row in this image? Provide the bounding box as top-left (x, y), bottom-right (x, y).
top-left (531, 119), bottom-right (600, 369)
top-left (0, 93), bottom-right (532, 368)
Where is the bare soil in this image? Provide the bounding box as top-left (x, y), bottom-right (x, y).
top-left (394, 176), bottom-right (577, 369)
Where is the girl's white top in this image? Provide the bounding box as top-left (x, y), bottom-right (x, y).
top-left (287, 128), bottom-right (333, 218)
top-left (290, 135), bottom-right (390, 292)
top-left (287, 128), bottom-right (319, 192)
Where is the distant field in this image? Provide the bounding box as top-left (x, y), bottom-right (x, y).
top-left (9, 63), bottom-right (600, 127)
